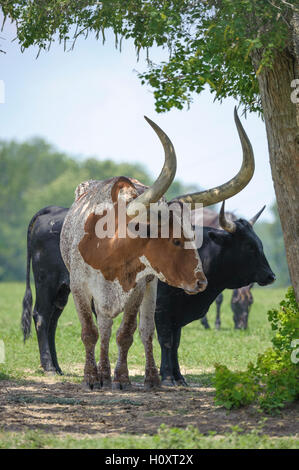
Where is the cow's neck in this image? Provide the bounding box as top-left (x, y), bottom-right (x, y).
top-left (197, 230), bottom-right (233, 302)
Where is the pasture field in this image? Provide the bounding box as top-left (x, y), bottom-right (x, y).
top-left (0, 282), bottom-right (298, 449)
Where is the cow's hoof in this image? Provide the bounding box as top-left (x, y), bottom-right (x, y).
top-left (112, 381), bottom-right (132, 391)
top-left (44, 370), bottom-right (57, 377)
top-left (120, 382), bottom-right (132, 391)
top-left (93, 382), bottom-right (102, 390)
top-left (112, 382), bottom-right (121, 390)
top-left (82, 382), bottom-right (93, 391)
top-left (175, 378), bottom-right (188, 387)
top-left (161, 379), bottom-right (175, 387)
top-left (99, 373), bottom-right (112, 389)
top-left (144, 377), bottom-right (161, 391)
top-left (82, 380), bottom-right (101, 391)
top-left (101, 379), bottom-right (112, 390)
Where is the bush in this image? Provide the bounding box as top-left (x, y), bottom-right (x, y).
top-left (214, 287), bottom-right (299, 413)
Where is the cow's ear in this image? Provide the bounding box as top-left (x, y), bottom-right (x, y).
top-left (111, 176), bottom-right (138, 204)
top-left (208, 230), bottom-right (230, 246)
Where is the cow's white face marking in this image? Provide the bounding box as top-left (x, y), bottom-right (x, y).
top-left (138, 255), bottom-right (167, 283)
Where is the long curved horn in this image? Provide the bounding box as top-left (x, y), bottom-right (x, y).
top-left (126, 116), bottom-right (177, 218)
top-left (219, 201), bottom-right (236, 233)
top-left (173, 107), bottom-right (255, 209)
top-left (249, 205), bottom-right (266, 226)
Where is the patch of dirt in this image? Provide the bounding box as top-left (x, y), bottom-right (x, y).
top-left (0, 373), bottom-right (298, 438)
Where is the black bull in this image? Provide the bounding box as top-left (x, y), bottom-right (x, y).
top-left (21, 205), bottom-right (275, 379)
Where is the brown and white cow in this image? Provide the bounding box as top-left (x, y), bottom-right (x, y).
top-left (60, 117), bottom-right (208, 391)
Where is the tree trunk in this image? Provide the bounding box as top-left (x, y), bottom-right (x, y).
top-left (251, 47), bottom-right (299, 303)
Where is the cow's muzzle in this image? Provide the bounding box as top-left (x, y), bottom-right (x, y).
top-left (257, 272), bottom-right (276, 286)
top-left (184, 278), bottom-right (208, 295)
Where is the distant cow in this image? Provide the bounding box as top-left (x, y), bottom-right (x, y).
top-left (200, 291), bottom-right (224, 330)
top-left (155, 204), bottom-right (276, 386)
top-left (231, 284), bottom-right (254, 329)
top-left (200, 284), bottom-right (254, 330)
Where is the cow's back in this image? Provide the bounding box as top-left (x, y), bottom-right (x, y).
top-left (60, 179), bottom-right (112, 271)
top-left (60, 177), bottom-right (148, 272)
top-left (30, 206), bottom-right (69, 283)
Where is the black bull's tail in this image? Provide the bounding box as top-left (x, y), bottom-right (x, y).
top-left (21, 207), bottom-right (53, 341)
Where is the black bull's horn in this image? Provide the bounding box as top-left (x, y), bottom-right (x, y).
top-left (219, 201), bottom-right (266, 233)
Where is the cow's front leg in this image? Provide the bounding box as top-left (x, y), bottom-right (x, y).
top-left (139, 279), bottom-right (160, 390)
top-left (97, 312), bottom-right (113, 389)
top-left (171, 327), bottom-right (188, 386)
top-left (72, 285), bottom-right (100, 390)
top-left (155, 306), bottom-right (175, 386)
top-left (113, 304), bottom-right (139, 390)
top-left (158, 335), bottom-right (175, 386)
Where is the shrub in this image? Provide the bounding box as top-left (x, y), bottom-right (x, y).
top-left (214, 287), bottom-right (299, 413)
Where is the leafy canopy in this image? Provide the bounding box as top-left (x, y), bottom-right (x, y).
top-left (1, 1), bottom-right (295, 112)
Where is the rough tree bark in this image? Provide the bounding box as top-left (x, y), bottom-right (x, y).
top-left (251, 36), bottom-right (299, 303)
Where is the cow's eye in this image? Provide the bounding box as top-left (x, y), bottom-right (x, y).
top-left (173, 239), bottom-right (182, 247)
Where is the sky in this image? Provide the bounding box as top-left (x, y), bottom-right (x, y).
top-left (0, 17), bottom-right (276, 221)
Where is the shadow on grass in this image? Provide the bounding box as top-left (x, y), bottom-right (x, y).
top-left (34, 369), bottom-right (83, 379)
top-left (1, 370), bottom-right (215, 388)
top-left (0, 372), bottom-right (216, 437)
top-left (130, 373), bottom-right (215, 396)
top-left (1, 372), bottom-right (298, 438)
top-left (0, 371), bottom-right (11, 381)
top-left (184, 372), bottom-right (215, 388)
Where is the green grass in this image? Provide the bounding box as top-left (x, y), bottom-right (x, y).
top-left (180, 286), bottom-right (286, 373)
top-left (0, 426), bottom-right (298, 449)
top-left (0, 282), bottom-right (296, 450)
top-left (0, 282), bottom-right (287, 379)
